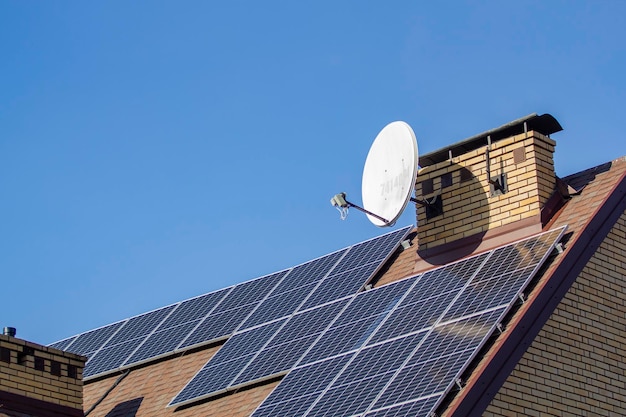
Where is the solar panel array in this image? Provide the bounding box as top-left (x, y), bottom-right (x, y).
top-left (245, 226), bottom-right (566, 417)
top-left (49, 226), bottom-right (412, 380)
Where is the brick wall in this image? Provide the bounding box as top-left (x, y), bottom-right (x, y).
top-left (415, 132), bottom-right (556, 250)
top-left (484, 210), bottom-right (626, 416)
top-left (0, 334), bottom-right (86, 414)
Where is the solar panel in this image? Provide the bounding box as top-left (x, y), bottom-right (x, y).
top-left (62, 321), bottom-right (125, 356)
top-left (367, 252), bottom-right (489, 344)
top-left (170, 319), bottom-right (286, 406)
top-left (232, 299), bottom-right (348, 386)
top-left (51, 226), bottom-right (411, 383)
top-left (301, 278), bottom-right (414, 364)
top-left (216, 271), bottom-right (287, 312)
top-left (83, 337), bottom-right (145, 378)
top-left (331, 227), bottom-right (411, 272)
top-left (159, 288), bottom-right (229, 330)
top-left (271, 250), bottom-right (348, 295)
top-left (299, 263), bottom-right (379, 311)
top-left (247, 226), bottom-right (566, 417)
top-left (239, 283), bottom-right (318, 329)
top-left (305, 333), bottom-right (426, 417)
top-left (371, 308), bottom-right (505, 410)
top-left (48, 336), bottom-right (77, 352)
top-left (178, 303), bottom-right (257, 349)
top-left (105, 305), bottom-right (176, 347)
top-left (125, 321), bottom-right (198, 365)
top-left (251, 355), bottom-right (353, 417)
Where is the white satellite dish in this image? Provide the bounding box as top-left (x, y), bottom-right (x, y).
top-left (361, 121), bottom-right (418, 227)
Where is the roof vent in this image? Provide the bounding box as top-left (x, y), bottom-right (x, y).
top-left (3, 327), bottom-right (16, 337)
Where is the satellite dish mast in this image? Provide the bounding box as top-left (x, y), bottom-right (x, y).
top-left (331, 121), bottom-right (419, 227)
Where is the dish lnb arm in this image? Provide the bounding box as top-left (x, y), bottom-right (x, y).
top-left (330, 192), bottom-right (391, 225)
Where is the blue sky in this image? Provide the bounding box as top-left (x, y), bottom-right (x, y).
top-left (2, 1), bottom-right (625, 345)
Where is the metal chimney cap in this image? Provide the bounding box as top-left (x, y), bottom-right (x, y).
top-left (3, 327), bottom-right (16, 337)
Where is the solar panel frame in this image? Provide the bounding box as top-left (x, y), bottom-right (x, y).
top-left (364, 396), bottom-right (440, 417)
top-left (61, 320), bottom-right (126, 356)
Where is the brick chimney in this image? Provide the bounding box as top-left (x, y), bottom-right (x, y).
top-left (414, 114), bottom-right (562, 252)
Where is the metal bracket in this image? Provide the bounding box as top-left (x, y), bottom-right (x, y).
top-left (412, 195), bottom-right (443, 219)
top-left (496, 323), bottom-right (504, 334)
top-left (554, 242), bottom-right (564, 254)
top-left (489, 173), bottom-right (508, 197)
top-left (486, 146), bottom-right (507, 197)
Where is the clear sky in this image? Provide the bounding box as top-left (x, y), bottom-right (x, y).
top-left (2, 1), bottom-right (625, 345)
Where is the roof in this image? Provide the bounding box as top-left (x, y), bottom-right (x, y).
top-left (71, 156), bottom-right (626, 417)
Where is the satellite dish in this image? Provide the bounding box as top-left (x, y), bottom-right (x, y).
top-left (361, 121), bottom-right (418, 227)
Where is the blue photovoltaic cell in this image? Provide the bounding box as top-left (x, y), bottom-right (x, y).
top-left (170, 319), bottom-right (285, 406)
top-left (300, 263), bottom-right (379, 311)
top-left (306, 333), bottom-right (425, 417)
top-left (249, 394), bottom-right (319, 417)
top-left (269, 299), bottom-right (347, 346)
top-left (48, 336), bottom-right (77, 352)
top-left (334, 278), bottom-right (414, 327)
top-left (251, 354), bottom-right (353, 417)
top-left (125, 321), bottom-right (199, 365)
top-left (302, 319), bottom-right (380, 364)
top-left (179, 303), bottom-right (257, 349)
top-left (335, 333), bottom-right (425, 387)
top-left (158, 288), bottom-right (229, 330)
top-left (105, 305), bottom-right (176, 347)
top-left (124, 290), bottom-right (233, 366)
top-left (63, 321), bottom-right (125, 356)
top-left (373, 308), bottom-right (505, 410)
top-left (233, 335), bottom-right (319, 385)
top-left (240, 283), bottom-right (317, 330)
top-left (233, 299), bottom-right (348, 386)
top-left (367, 290), bottom-right (453, 344)
top-left (301, 278), bottom-right (414, 364)
top-left (271, 250), bottom-right (347, 295)
top-left (83, 337), bottom-right (145, 378)
top-left (173, 357), bottom-right (247, 404)
top-left (216, 271), bottom-right (287, 312)
top-left (367, 252), bottom-right (488, 344)
top-left (210, 320), bottom-right (286, 366)
top-left (330, 227), bottom-right (411, 273)
top-left (443, 267), bottom-right (536, 322)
